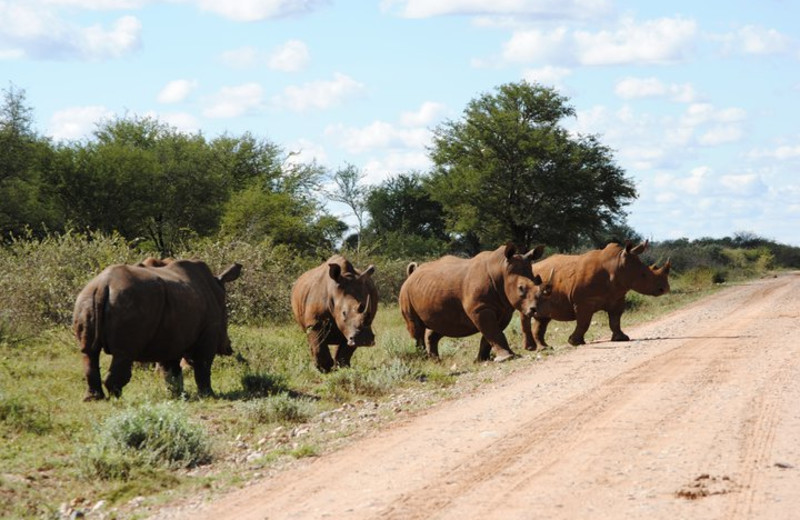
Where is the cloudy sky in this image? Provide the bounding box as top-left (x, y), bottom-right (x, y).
top-left (2, 0), bottom-right (799, 246)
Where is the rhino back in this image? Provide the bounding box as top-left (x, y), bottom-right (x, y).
top-left (291, 262), bottom-right (332, 329)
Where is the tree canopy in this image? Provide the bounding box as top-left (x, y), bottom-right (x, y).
top-left (427, 81), bottom-right (637, 252)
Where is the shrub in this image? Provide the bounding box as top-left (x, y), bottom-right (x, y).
top-left (80, 402), bottom-right (211, 480)
top-left (0, 394), bottom-right (52, 435)
top-left (322, 359), bottom-right (422, 399)
top-left (240, 371), bottom-right (289, 398)
top-left (243, 393), bottom-right (315, 424)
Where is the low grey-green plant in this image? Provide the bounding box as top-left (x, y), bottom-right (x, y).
top-left (79, 401), bottom-right (211, 480)
top-left (243, 392), bottom-right (315, 424)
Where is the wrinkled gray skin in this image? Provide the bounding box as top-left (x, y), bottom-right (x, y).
top-left (291, 256), bottom-right (378, 373)
top-left (73, 259), bottom-right (242, 401)
top-left (399, 243), bottom-right (551, 363)
top-left (521, 240), bottom-right (671, 350)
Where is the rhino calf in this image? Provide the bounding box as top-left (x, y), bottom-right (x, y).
top-left (73, 259), bottom-right (242, 400)
top-left (521, 240), bottom-right (670, 350)
top-left (291, 256), bottom-right (378, 373)
top-left (400, 243), bottom-right (550, 362)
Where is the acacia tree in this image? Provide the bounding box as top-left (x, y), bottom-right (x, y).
top-left (427, 81), bottom-right (637, 252)
top-left (326, 163), bottom-right (368, 251)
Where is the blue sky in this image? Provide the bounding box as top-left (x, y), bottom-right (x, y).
top-left (2, 0), bottom-right (799, 246)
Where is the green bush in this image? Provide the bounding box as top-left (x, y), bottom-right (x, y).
top-left (0, 394), bottom-right (52, 435)
top-left (322, 359), bottom-right (422, 399)
top-left (240, 371), bottom-right (289, 398)
top-left (243, 392), bottom-right (315, 424)
top-left (80, 402), bottom-right (211, 480)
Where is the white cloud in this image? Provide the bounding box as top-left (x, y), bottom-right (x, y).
top-left (698, 125), bottom-right (743, 146)
top-left (381, 0), bottom-right (613, 20)
top-left (326, 121), bottom-right (431, 154)
top-left (716, 25), bottom-right (794, 56)
top-left (614, 77), bottom-right (697, 103)
top-left (498, 16), bottom-right (697, 67)
top-left (0, 3), bottom-right (141, 60)
top-left (502, 27), bottom-right (569, 63)
top-left (748, 142), bottom-right (800, 160)
top-left (273, 73), bottom-right (365, 112)
top-left (268, 39), bottom-right (309, 71)
top-left (157, 79), bottom-right (198, 104)
top-left (361, 151), bottom-right (432, 184)
top-left (720, 173), bottom-right (766, 196)
top-left (191, 0), bottom-right (329, 22)
top-left (203, 83), bottom-right (264, 118)
top-left (219, 46), bottom-right (260, 68)
top-left (47, 105), bottom-right (113, 140)
top-left (284, 138), bottom-right (328, 165)
top-left (574, 16), bottom-right (697, 65)
top-left (40, 0), bottom-right (149, 8)
top-left (522, 65), bottom-right (572, 87)
top-left (399, 102), bottom-right (447, 127)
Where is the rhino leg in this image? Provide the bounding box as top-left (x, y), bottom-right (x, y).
top-left (104, 357), bottom-right (133, 398)
top-left (308, 326), bottom-right (335, 373)
top-left (159, 359), bottom-right (185, 398)
top-left (533, 317), bottom-right (551, 349)
top-left (608, 308), bottom-right (630, 342)
top-left (404, 308), bottom-right (426, 352)
top-left (472, 310), bottom-right (517, 362)
top-left (520, 312), bottom-right (536, 351)
top-left (334, 344), bottom-right (356, 368)
top-left (82, 352), bottom-right (106, 401)
top-left (568, 309), bottom-right (592, 346)
top-left (424, 329), bottom-right (442, 360)
top-left (192, 358), bottom-right (214, 397)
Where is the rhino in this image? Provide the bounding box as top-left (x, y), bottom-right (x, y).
top-left (291, 256), bottom-right (378, 373)
top-left (73, 259), bottom-right (242, 401)
top-left (521, 240), bottom-right (671, 350)
top-left (399, 243), bottom-right (550, 362)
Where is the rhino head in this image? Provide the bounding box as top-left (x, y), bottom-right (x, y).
top-left (502, 243), bottom-right (550, 318)
top-left (619, 240), bottom-right (671, 296)
top-left (328, 262), bottom-right (377, 347)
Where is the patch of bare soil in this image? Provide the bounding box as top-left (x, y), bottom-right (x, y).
top-left (152, 273), bottom-right (800, 520)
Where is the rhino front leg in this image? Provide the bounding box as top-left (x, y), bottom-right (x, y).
top-left (520, 312), bottom-right (536, 351)
top-left (608, 303), bottom-right (630, 342)
top-left (472, 310), bottom-right (516, 362)
top-left (334, 343), bottom-right (356, 368)
top-left (82, 352), bottom-right (106, 401)
top-left (308, 325), bottom-right (334, 373)
top-left (533, 316), bottom-right (551, 349)
top-left (105, 356), bottom-right (133, 398)
top-left (158, 359), bottom-right (185, 398)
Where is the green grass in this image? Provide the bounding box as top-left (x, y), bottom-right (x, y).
top-left (0, 273), bottom-right (733, 518)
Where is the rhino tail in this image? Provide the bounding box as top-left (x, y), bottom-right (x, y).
top-left (406, 262), bottom-right (418, 277)
top-left (90, 284), bottom-right (109, 355)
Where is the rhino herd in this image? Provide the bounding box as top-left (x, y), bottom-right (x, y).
top-left (73, 240), bottom-right (670, 401)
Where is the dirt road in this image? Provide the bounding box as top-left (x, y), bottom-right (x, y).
top-left (160, 273), bottom-right (800, 519)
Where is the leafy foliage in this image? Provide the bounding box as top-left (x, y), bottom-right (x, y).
top-left (427, 81), bottom-right (637, 253)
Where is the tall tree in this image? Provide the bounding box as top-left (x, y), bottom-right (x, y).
top-left (427, 81), bottom-right (637, 252)
top-left (0, 84), bottom-right (58, 238)
top-left (363, 172), bottom-right (449, 257)
top-left (326, 163), bottom-right (368, 251)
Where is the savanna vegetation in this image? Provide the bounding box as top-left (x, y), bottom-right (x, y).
top-left (2, 81), bottom-right (799, 518)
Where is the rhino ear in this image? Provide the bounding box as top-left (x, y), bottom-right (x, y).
top-left (524, 244), bottom-right (545, 262)
top-left (504, 242), bottom-right (518, 260)
top-left (328, 263), bottom-right (342, 282)
top-left (532, 274), bottom-right (543, 285)
top-left (218, 263), bottom-right (242, 284)
top-left (360, 265), bottom-right (375, 278)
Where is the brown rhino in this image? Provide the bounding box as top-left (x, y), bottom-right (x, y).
top-left (73, 259), bottom-right (242, 401)
top-left (521, 240), bottom-right (670, 350)
top-left (399, 243), bottom-right (550, 362)
top-left (291, 256), bottom-right (378, 373)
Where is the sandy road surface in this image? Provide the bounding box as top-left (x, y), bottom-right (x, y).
top-left (159, 273), bottom-right (800, 519)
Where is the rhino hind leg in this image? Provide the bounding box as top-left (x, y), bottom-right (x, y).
top-left (82, 352), bottom-right (106, 401)
top-left (159, 359), bottom-right (185, 398)
top-left (104, 357), bottom-right (133, 398)
top-left (192, 358), bottom-right (214, 397)
top-left (424, 329), bottom-right (442, 360)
